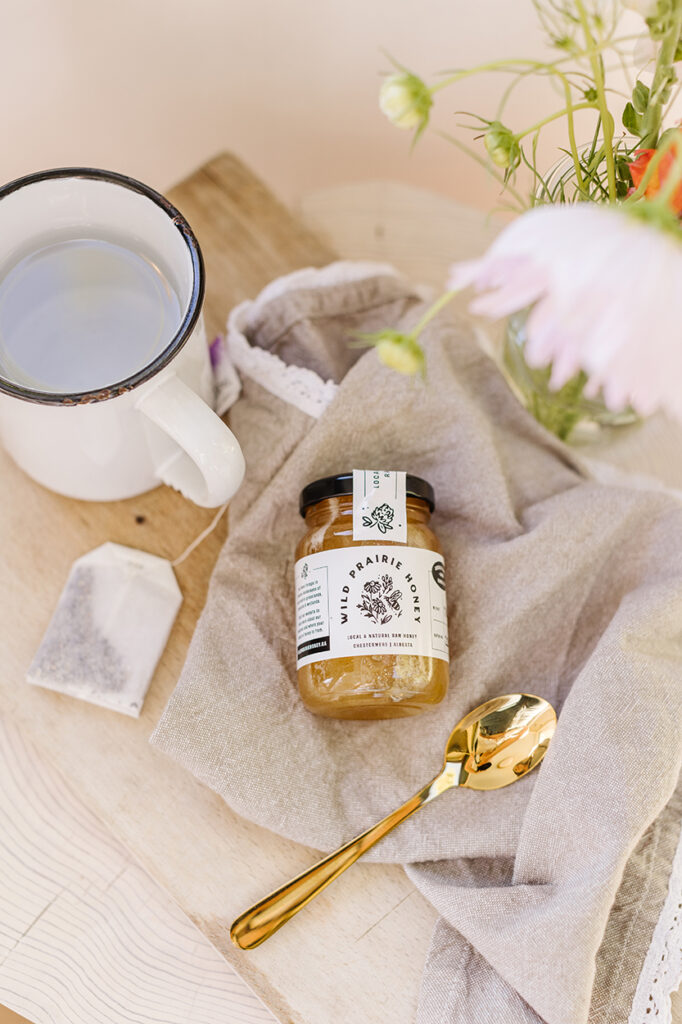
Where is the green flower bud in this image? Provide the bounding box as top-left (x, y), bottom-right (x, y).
top-left (484, 121), bottom-right (521, 169)
top-left (379, 73), bottom-right (433, 132)
top-left (375, 332), bottom-right (425, 376)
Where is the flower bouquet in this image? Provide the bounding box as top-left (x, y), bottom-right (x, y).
top-left (372, 0), bottom-right (682, 442)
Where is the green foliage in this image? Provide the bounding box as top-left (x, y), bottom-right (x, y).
top-left (632, 80), bottom-right (651, 114)
top-left (381, 0), bottom-right (682, 212)
top-left (376, 1), bottom-right (682, 441)
top-left (646, 0), bottom-right (682, 39)
top-left (623, 102), bottom-right (642, 135)
top-left (531, 135), bottom-right (636, 206)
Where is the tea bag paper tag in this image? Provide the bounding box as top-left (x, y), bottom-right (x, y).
top-left (352, 469), bottom-right (407, 542)
top-left (28, 542), bottom-right (182, 717)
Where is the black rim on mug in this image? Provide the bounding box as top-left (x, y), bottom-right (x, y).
top-left (0, 166), bottom-right (205, 406)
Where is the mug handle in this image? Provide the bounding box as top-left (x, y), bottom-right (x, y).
top-left (136, 374), bottom-right (245, 508)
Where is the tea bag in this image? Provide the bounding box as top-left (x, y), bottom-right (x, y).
top-left (26, 333), bottom-right (236, 717)
top-left (28, 543), bottom-right (182, 717)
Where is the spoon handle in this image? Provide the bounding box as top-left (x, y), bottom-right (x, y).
top-left (230, 770), bottom-right (453, 950)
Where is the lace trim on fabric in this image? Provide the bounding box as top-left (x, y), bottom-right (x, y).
top-left (224, 262), bottom-right (403, 419)
top-left (586, 457), bottom-right (682, 1022)
top-left (225, 298), bottom-right (339, 418)
top-left (628, 816), bottom-right (682, 1024)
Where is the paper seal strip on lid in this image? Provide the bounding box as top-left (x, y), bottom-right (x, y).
top-left (352, 469), bottom-right (407, 543)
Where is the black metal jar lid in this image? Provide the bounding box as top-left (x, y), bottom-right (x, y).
top-left (300, 472), bottom-right (435, 516)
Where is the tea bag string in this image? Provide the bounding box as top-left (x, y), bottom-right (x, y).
top-left (171, 502), bottom-right (229, 568)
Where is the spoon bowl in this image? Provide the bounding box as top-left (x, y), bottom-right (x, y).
top-left (445, 693), bottom-right (556, 790)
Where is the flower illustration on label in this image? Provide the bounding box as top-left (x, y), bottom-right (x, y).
top-left (357, 574), bottom-right (402, 625)
top-left (362, 503), bottom-right (395, 534)
top-left (301, 563), bottom-right (309, 579)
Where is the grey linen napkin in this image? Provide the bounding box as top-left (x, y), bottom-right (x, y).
top-left (152, 266), bottom-right (682, 1024)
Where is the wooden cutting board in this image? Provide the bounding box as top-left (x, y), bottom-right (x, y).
top-left (0, 154), bottom-right (439, 1024)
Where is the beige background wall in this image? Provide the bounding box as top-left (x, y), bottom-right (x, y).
top-left (1, 0), bottom-right (656, 208)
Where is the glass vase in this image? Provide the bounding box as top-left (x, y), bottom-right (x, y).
top-left (503, 311), bottom-right (639, 444)
top-left (499, 143), bottom-right (641, 443)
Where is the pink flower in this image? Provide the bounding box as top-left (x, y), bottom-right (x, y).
top-left (447, 203), bottom-right (682, 421)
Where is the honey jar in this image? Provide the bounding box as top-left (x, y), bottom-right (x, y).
top-left (294, 470), bottom-right (449, 719)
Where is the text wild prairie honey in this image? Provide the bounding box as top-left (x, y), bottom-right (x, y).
top-left (294, 470), bottom-right (450, 719)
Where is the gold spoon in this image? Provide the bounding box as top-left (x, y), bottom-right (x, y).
top-left (231, 693), bottom-right (556, 950)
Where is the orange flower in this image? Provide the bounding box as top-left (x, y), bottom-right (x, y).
top-left (629, 144), bottom-right (682, 214)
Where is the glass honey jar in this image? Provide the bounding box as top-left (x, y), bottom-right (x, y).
top-left (294, 470), bottom-right (449, 719)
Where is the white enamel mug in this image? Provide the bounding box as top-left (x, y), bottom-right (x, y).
top-left (0, 167), bottom-right (245, 507)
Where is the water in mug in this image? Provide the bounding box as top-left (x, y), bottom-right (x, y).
top-left (0, 235), bottom-right (182, 393)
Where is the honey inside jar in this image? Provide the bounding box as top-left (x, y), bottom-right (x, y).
top-left (294, 471), bottom-right (450, 720)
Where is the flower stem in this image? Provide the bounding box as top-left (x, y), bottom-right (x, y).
top-left (640, 5), bottom-right (682, 148)
top-left (575, 0), bottom-right (616, 201)
top-left (561, 78), bottom-right (586, 195)
top-left (515, 102), bottom-right (596, 141)
top-left (411, 290), bottom-right (458, 337)
top-left (429, 37), bottom-right (643, 95)
top-left (430, 59), bottom-right (546, 93)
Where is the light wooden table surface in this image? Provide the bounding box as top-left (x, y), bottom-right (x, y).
top-left (1, 156), bottom-right (680, 1023)
top-left (0, 717), bottom-right (275, 1024)
top-left (0, 155), bottom-right (440, 1024)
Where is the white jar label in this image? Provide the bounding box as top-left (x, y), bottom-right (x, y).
top-left (295, 544), bottom-right (449, 669)
top-left (352, 469), bottom-right (407, 542)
